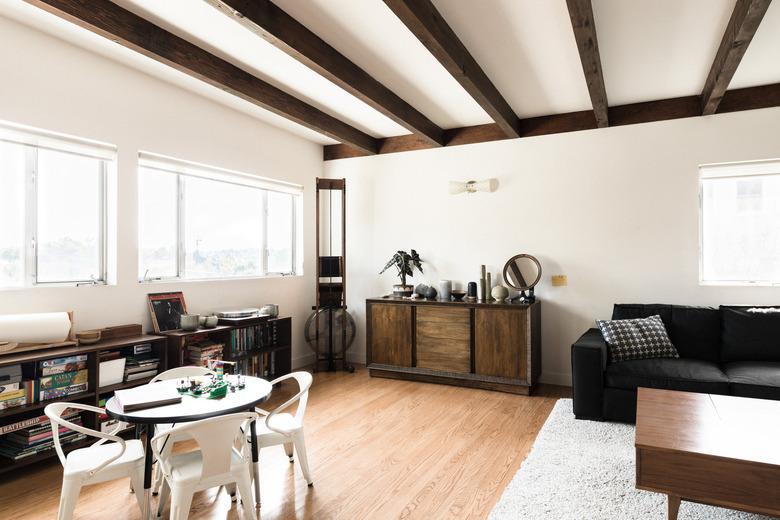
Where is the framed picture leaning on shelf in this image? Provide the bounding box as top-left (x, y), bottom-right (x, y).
top-left (147, 292), bottom-right (187, 333)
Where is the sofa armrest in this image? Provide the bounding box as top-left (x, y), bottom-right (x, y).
top-left (571, 328), bottom-right (608, 420)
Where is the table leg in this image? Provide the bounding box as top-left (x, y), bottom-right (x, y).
top-left (250, 419), bottom-right (260, 508)
top-left (143, 424), bottom-right (153, 520)
top-left (668, 495), bottom-right (681, 520)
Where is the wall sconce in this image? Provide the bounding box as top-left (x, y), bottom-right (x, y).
top-left (448, 178), bottom-right (498, 195)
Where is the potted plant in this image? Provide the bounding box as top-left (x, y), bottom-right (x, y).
top-left (380, 250), bottom-right (423, 297)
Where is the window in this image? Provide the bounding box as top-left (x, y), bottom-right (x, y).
top-left (138, 153), bottom-right (302, 281)
top-left (700, 159), bottom-right (780, 285)
top-left (0, 122), bottom-right (113, 287)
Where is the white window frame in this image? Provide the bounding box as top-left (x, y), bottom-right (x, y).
top-left (0, 121), bottom-right (113, 288)
top-left (699, 158), bottom-right (780, 287)
top-left (138, 152), bottom-right (302, 283)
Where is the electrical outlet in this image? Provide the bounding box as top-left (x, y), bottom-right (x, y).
top-left (551, 275), bottom-right (568, 287)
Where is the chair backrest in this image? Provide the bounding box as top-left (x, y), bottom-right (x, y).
top-left (151, 366), bottom-right (214, 383)
top-left (151, 412), bottom-right (254, 483)
top-left (267, 371), bottom-right (313, 428)
top-left (44, 402), bottom-right (126, 475)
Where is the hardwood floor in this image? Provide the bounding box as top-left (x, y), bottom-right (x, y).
top-left (0, 366), bottom-right (569, 519)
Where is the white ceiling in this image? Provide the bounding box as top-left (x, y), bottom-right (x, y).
top-left (3, 0), bottom-right (780, 146)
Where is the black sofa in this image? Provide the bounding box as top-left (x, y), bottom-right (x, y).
top-left (571, 303), bottom-right (780, 423)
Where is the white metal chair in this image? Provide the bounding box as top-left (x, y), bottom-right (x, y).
top-left (252, 371), bottom-right (314, 501)
top-left (150, 366), bottom-right (215, 494)
top-left (152, 412), bottom-right (257, 520)
top-left (45, 402), bottom-right (145, 520)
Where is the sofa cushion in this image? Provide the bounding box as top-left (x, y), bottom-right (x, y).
top-left (612, 304), bottom-right (672, 325)
top-left (723, 361), bottom-right (780, 400)
top-left (597, 315), bottom-right (678, 362)
top-left (721, 306), bottom-right (780, 362)
top-left (605, 358), bottom-right (729, 394)
top-left (612, 304), bottom-right (720, 362)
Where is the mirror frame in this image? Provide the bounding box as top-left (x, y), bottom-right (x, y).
top-left (502, 254), bottom-right (542, 291)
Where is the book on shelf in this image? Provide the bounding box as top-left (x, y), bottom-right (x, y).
top-left (187, 341), bottom-right (224, 368)
top-left (0, 383), bottom-right (20, 395)
top-left (39, 382), bottom-right (88, 401)
top-left (39, 355), bottom-right (88, 376)
top-left (0, 410), bottom-right (84, 461)
top-left (38, 368), bottom-right (88, 391)
top-left (125, 370), bottom-right (158, 382)
top-left (114, 384), bottom-right (182, 412)
top-left (0, 410), bottom-right (78, 436)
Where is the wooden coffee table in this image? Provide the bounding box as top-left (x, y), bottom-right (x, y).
top-left (635, 387), bottom-right (780, 519)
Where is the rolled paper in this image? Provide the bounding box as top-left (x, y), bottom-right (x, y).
top-left (0, 312), bottom-right (71, 344)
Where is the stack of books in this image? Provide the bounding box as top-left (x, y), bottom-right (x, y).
top-left (123, 356), bottom-right (159, 383)
top-left (17, 355), bottom-right (89, 406)
top-left (0, 410), bottom-right (86, 461)
top-left (187, 341), bottom-right (224, 368)
top-left (0, 383), bottom-right (26, 411)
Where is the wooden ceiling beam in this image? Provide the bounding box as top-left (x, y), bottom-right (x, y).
top-left (324, 83), bottom-right (780, 160)
top-left (383, 0), bottom-right (520, 138)
top-left (701, 0), bottom-right (772, 115)
top-left (26, 0), bottom-right (378, 154)
top-left (207, 0), bottom-right (444, 147)
top-left (566, 0), bottom-right (609, 128)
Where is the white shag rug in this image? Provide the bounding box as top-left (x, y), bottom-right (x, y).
top-left (490, 399), bottom-right (774, 520)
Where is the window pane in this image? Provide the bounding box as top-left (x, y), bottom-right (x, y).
top-left (0, 142), bottom-right (26, 287)
top-left (184, 177), bottom-right (262, 278)
top-left (138, 168), bottom-right (178, 279)
top-left (36, 149), bottom-right (103, 283)
top-left (702, 174), bottom-right (780, 282)
top-left (267, 191), bottom-right (293, 273)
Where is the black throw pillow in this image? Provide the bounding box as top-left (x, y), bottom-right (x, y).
top-left (596, 315), bottom-right (679, 363)
top-left (721, 306), bottom-right (780, 362)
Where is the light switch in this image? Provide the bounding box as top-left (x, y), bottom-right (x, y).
top-left (551, 275), bottom-right (568, 287)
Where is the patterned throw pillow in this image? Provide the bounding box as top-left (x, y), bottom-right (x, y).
top-left (596, 315), bottom-right (679, 363)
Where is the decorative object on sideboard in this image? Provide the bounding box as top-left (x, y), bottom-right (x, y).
top-left (180, 314), bottom-right (200, 332)
top-left (448, 178), bottom-right (498, 194)
top-left (198, 315), bottom-right (219, 329)
top-left (486, 271), bottom-right (493, 301)
top-left (414, 284), bottom-right (430, 297)
top-left (0, 311), bottom-right (76, 354)
top-left (75, 329), bottom-right (102, 345)
top-left (503, 254), bottom-right (542, 304)
top-left (466, 282), bottom-right (478, 302)
top-left (491, 284), bottom-right (510, 302)
top-left (451, 290), bottom-right (466, 302)
top-left (216, 308), bottom-right (260, 319)
top-left (147, 292), bottom-right (187, 333)
top-left (424, 285), bottom-right (438, 300)
top-left (259, 304), bottom-right (279, 317)
top-left (379, 249), bottom-right (424, 297)
top-left (479, 265), bottom-right (487, 302)
top-left (438, 280), bottom-right (452, 301)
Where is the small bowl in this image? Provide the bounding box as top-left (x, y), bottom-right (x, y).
top-left (77, 330), bottom-right (102, 345)
top-left (451, 290), bottom-right (466, 302)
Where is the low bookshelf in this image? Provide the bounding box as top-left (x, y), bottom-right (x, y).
top-left (0, 333), bottom-right (167, 476)
top-left (163, 316), bottom-right (292, 382)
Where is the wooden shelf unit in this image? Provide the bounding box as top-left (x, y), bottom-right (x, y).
top-left (366, 298), bottom-right (541, 395)
top-left (163, 316), bottom-right (292, 382)
top-left (0, 334), bottom-right (167, 476)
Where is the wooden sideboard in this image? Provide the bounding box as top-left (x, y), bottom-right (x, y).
top-left (366, 297), bottom-right (541, 394)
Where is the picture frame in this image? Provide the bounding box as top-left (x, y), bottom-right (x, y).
top-left (147, 292), bottom-right (188, 333)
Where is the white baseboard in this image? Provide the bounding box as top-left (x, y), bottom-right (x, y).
top-left (292, 352), bottom-right (315, 370)
top-left (539, 371), bottom-right (572, 387)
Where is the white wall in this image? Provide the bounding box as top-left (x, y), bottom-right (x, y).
top-left (0, 15), bottom-right (322, 367)
top-left (325, 107), bottom-right (780, 385)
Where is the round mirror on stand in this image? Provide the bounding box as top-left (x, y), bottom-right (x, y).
top-left (502, 254), bottom-right (542, 303)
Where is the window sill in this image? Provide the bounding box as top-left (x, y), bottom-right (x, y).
top-left (699, 280), bottom-right (780, 287)
top-left (138, 273), bottom-right (302, 285)
top-left (0, 281), bottom-right (113, 291)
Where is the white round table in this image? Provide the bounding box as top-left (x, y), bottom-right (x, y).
top-left (106, 376), bottom-right (273, 518)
